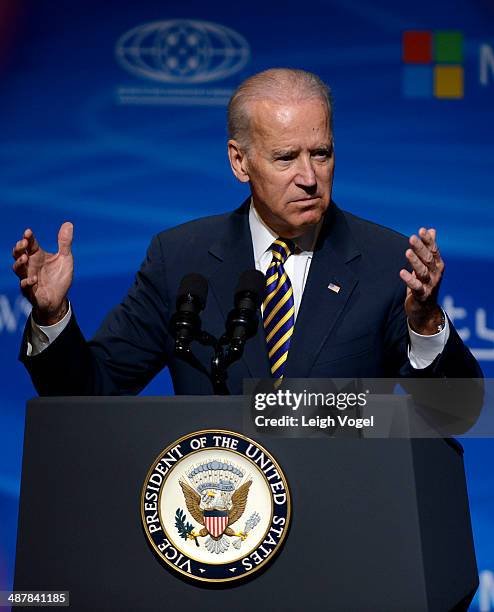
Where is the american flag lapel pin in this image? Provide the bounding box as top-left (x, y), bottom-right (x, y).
top-left (327, 282), bottom-right (341, 294)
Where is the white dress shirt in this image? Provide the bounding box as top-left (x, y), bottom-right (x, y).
top-left (28, 202), bottom-right (449, 369)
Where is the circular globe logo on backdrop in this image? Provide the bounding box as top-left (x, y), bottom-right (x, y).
top-left (141, 430), bottom-right (291, 582)
top-left (115, 19), bottom-right (250, 83)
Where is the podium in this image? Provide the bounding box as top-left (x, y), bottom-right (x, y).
top-left (15, 396), bottom-right (478, 611)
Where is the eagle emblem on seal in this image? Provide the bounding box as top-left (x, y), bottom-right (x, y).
top-left (175, 459), bottom-right (260, 554)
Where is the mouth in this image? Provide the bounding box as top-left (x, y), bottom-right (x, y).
top-left (291, 196), bottom-right (320, 205)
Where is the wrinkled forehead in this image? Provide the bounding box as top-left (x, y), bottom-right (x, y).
top-left (247, 98), bottom-right (332, 147)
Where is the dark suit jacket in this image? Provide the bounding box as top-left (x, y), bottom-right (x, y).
top-left (20, 200), bottom-right (482, 396)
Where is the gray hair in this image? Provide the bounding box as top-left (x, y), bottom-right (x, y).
top-left (227, 68), bottom-right (333, 150)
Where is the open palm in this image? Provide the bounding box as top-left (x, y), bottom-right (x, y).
top-left (12, 223), bottom-right (74, 325)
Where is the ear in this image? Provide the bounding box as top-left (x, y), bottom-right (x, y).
top-left (227, 139), bottom-right (250, 183)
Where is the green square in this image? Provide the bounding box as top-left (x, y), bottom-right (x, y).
top-left (434, 31), bottom-right (463, 63)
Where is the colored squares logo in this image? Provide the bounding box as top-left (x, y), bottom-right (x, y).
top-left (402, 31), bottom-right (464, 99)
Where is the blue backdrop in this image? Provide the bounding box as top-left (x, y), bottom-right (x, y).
top-left (1, 0), bottom-right (493, 607)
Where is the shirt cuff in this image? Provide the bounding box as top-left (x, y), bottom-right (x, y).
top-left (27, 303), bottom-right (72, 357)
top-left (407, 311), bottom-right (450, 369)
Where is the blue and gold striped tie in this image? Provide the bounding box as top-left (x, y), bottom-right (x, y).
top-left (263, 238), bottom-right (295, 380)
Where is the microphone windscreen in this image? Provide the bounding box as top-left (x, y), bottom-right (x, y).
top-left (235, 270), bottom-right (266, 307)
top-left (177, 273), bottom-right (208, 308)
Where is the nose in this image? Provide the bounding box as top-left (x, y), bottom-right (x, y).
top-left (294, 155), bottom-right (317, 190)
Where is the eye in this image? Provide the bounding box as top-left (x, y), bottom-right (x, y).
top-left (312, 148), bottom-right (331, 160)
top-left (275, 154), bottom-right (295, 162)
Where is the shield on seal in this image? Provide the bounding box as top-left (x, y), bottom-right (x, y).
top-left (204, 510), bottom-right (229, 537)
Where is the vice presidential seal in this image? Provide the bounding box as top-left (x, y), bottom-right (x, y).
top-left (141, 430), bottom-right (291, 582)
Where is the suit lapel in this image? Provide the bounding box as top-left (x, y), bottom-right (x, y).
top-left (284, 204), bottom-right (361, 378)
top-left (207, 200), bottom-right (271, 379)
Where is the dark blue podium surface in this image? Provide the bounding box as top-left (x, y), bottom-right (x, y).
top-left (15, 397), bottom-right (477, 611)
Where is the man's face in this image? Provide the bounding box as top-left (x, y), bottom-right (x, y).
top-left (243, 98), bottom-right (334, 238)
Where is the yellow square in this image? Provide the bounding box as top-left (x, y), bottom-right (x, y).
top-left (434, 65), bottom-right (463, 98)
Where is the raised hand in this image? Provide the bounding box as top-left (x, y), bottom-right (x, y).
top-left (399, 227), bottom-right (445, 335)
top-left (12, 222), bottom-right (74, 326)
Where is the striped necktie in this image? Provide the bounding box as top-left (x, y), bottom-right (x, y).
top-left (263, 238), bottom-right (295, 380)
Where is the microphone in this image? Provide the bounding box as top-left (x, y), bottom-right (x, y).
top-left (226, 270), bottom-right (265, 355)
top-left (170, 273), bottom-right (208, 352)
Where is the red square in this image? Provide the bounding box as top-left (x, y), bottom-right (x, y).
top-left (403, 31), bottom-right (432, 64)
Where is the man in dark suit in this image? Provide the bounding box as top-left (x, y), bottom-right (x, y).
top-left (12, 69), bottom-right (481, 396)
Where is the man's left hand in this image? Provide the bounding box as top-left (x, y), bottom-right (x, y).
top-left (399, 227), bottom-right (445, 335)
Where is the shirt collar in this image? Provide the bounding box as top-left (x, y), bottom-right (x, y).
top-left (248, 198), bottom-right (323, 263)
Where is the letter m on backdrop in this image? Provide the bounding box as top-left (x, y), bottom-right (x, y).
top-left (480, 45), bottom-right (494, 86)
top-left (479, 570), bottom-right (494, 611)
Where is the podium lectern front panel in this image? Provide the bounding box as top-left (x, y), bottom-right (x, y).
top-left (15, 397), bottom-right (477, 611)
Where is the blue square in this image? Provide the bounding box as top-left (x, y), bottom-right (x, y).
top-left (402, 65), bottom-right (433, 98)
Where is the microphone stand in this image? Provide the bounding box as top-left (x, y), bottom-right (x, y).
top-left (173, 331), bottom-right (247, 396)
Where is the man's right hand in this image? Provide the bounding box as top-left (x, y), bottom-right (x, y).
top-left (12, 222), bottom-right (74, 326)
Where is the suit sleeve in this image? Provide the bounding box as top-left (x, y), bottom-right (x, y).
top-left (382, 274), bottom-right (482, 379)
top-left (19, 234), bottom-right (175, 396)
